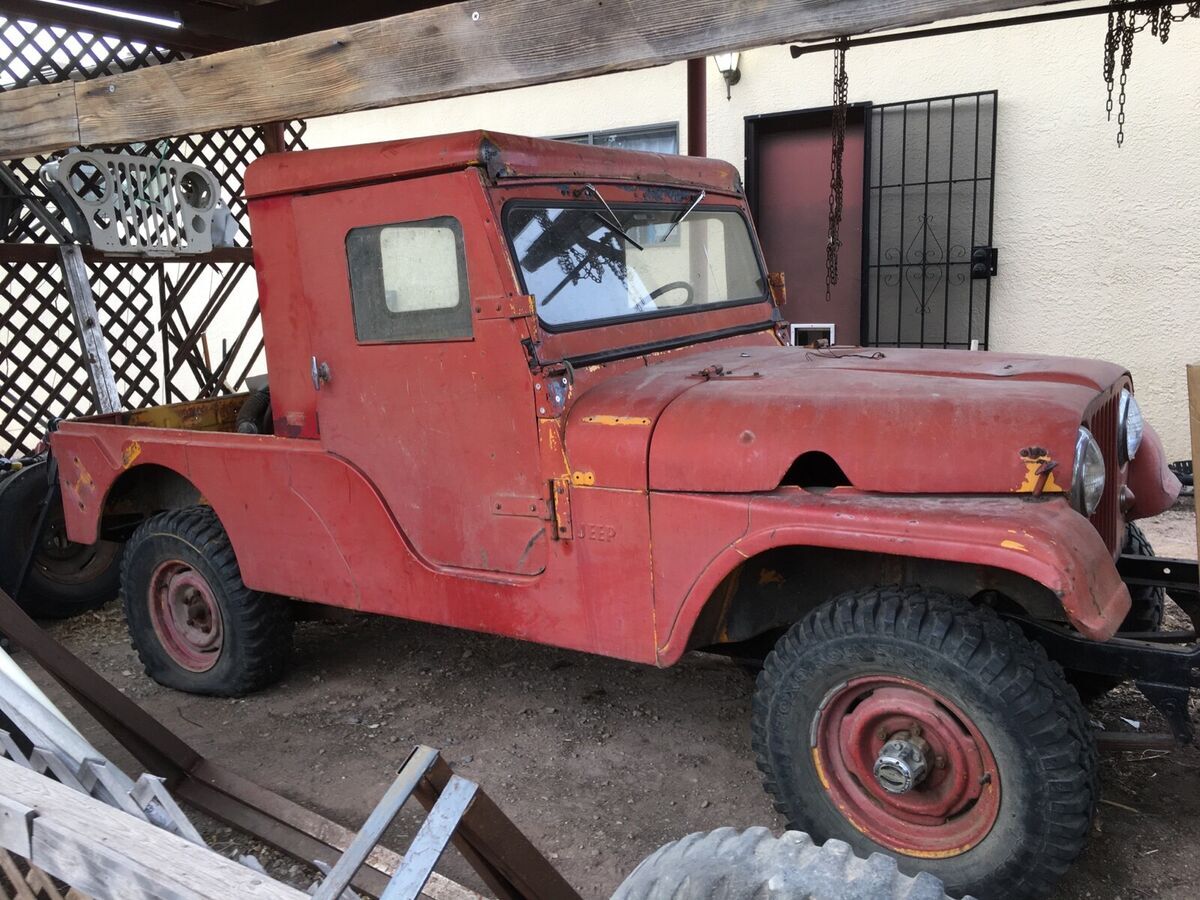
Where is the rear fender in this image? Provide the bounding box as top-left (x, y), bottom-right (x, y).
top-left (654, 488), bottom-right (1131, 663)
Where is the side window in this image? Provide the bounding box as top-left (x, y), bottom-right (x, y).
top-left (346, 216), bottom-right (471, 342)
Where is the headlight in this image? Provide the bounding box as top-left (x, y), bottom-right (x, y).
top-left (1118, 388), bottom-right (1144, 463)
top-left (1071, 427), bottom-right (1106, 516)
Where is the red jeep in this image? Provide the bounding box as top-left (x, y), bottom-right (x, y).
top-left (40, 132), bottom-right (1182, 898)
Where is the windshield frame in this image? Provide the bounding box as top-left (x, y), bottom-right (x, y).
top-left (500, 198), bottom-right (771, 335)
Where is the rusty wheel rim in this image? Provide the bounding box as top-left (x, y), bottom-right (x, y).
top-left (148, 559), bottom-right (223, 673)
top-left (812, 674), bottom-right (1001, 859)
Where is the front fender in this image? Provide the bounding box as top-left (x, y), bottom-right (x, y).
top-left (654, 489), bottom-right (1130, 663)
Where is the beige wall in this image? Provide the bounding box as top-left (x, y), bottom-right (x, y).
top-left (304, 13), bottom-right (1200, 459)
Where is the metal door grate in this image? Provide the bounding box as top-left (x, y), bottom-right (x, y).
top-left (865, 91), bottom-right (997, 349)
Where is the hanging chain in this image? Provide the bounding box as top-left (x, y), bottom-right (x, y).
top-left (825, 39), bottom-right (849, 304)
top-left (1103, 3), bottom-right (1199, 146)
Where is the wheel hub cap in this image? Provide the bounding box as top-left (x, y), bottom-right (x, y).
top-left (148, 560), bottom-right (223, 672)
top-left (873, 732), bottom-right (929, 794)
top-left (813, 675), bottom-right (1001, 858)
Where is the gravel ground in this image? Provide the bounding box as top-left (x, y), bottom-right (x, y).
top-left (8, 500), bottom-right (1199, 899)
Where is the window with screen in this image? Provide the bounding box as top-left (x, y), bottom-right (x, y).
top-left (554, 124), bottom-right (679, 155)
top-left (346, 216), bottom-right (471, 343)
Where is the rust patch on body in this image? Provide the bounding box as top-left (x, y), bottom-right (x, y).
top-left (582, 415), bottom-right (652, 427)
top-left (1015, 448), bottom-right (1064, 494)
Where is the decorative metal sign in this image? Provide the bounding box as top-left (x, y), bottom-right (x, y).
top-left (39, 151), bottom-right (235, 256)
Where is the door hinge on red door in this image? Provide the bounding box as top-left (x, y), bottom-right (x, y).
top-left (550, 477), bottom-right (573, 541)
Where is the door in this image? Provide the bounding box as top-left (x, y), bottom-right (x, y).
top-left (865, 91), bottom-right (998, 348)
top-left (291, 169), bottom-right (550, 576)
top-left (746, 106), bottom-right (868, 344)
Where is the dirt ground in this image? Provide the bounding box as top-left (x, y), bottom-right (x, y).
top-left (11, 500), bottom-right (1200, 899)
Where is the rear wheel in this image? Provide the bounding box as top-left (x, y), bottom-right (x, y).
top-left (122, 506), bottom-right (292, 695)
top-left (0, 461), bottom-right (122, 618)
top-left (752, 586), bottom-right (1096, 900)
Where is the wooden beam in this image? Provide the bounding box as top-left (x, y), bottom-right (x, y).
top-left (0, 757), bottom-right (307, 900)
top-left (0, 0), bottom-right (1062, 160)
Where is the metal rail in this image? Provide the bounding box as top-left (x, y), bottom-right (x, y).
top-left (790, 1), bottom-right (1175, 57)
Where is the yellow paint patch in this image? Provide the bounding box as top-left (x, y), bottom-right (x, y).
top-left (1015, 458), bottom-right (1064, 493)
top-left (121, 440), bottom-right (142, 469)
top-left (582, 415), bottom-right (652, 427)
top-left (571, 471), bottom-right (595, 486)
top-left (1001, 539), bottom-right (1028, 552)
top-left (811, 748), bottom-right (830, 790)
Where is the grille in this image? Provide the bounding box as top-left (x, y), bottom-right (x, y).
top-left (1088, 392), bottom-right (1122, 556)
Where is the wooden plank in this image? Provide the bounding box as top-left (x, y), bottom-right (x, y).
top-left (58, 245), bottom-right (123, 415)
top-left (0, 0), bottom-right (1060, 159)
top-left (0, 82), bottom-right (78, 159)
top-left (0, 759), bottom-right (305, 900)
top-left (0, 799), bottom-right (34, 860)
top-left (1189, 363), bottom-right (1200, 560)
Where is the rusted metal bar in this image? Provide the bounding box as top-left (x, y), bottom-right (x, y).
top-left (414, 757), bottom-right (581, 900)
top-left (0, 243), bottom-right (254, 265)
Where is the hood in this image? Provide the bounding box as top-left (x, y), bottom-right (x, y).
top-left (564, 346), bottom-right (1126, 494)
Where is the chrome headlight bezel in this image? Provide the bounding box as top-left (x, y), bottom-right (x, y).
top-left (1071, 426), bottom-right (1106, 516)
top-left (1117, 388), bottom-right (1144, 464)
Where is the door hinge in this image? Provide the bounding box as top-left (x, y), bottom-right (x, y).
top-left (971, 246), bottom-right (998, 279)
top-left (550, 477), bottom-right (573, 541)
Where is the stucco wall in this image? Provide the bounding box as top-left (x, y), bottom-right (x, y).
top-left (304, 14), bottom-right (1200, 459)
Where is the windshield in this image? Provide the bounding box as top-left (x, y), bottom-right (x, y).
top-left (504, 202), bottom-right (767, 329)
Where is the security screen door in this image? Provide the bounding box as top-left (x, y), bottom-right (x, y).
top-left (865, 91), bottom-right (998, 349)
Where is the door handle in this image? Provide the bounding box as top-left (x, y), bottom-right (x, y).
top-left (310, 356), bottom-right (332, 391)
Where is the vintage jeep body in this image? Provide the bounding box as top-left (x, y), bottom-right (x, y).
top-left (47, 132), bottom-right (1181, 899)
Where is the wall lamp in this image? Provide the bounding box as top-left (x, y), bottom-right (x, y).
top-left (713, 52), bottom-right (741, 100)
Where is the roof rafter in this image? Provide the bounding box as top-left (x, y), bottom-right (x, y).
top-left (0, 0), bottom-right (1067, 159)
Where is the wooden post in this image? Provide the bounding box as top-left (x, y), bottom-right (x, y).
top-left (57, 245), bottom-right (122, 415)
top-left (1188, 364), bottom-right (1200, 558)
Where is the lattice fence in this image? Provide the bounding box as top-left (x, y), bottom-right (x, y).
top-left (0, 14), bottom-right (306, 456)
top-left (0, 848), bottom-right (89, 900)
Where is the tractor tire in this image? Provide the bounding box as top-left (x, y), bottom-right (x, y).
top-left (752, 586), bottom-right (1096, 900)
top-left (0, 460), bottom-right (122, 619)
top-left (122, 506), bottom-right (293, 696)
top-left (1069, 522), bottom-right (1165, 704)
top-left (613, 827), bottom-right (968, 900)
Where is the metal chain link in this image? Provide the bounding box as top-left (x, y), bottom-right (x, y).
top-left (1104, 3), bottom-right (1199, 147)
top-left (825, 39), bottom-right (848, 304)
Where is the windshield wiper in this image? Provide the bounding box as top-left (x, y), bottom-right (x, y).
top-left (660, 189), bottom-right (706, 243)
top-left (584, 183), bottom-right (644, 251)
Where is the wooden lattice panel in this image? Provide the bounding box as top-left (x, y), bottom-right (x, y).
top-left (0, 13), bottom-right (306, 456)
top-left (0, 848), bottom-right (90, 900)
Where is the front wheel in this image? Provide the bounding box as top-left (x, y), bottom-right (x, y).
top-left (752, 586), bottom-right (1096, 900)
top-left (122, 506), bottom-right (293, 696)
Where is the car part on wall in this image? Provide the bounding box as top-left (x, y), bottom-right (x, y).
top-left (39, 151), bottom-right (236, 256)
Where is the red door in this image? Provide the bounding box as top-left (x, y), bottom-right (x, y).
top-left (747, 107), bottom-right (867, 344)
top-left (289, 170), bottom-right (550, 576)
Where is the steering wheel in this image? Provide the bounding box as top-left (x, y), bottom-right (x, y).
top-left (648, 281), bottom-right (696, 306)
